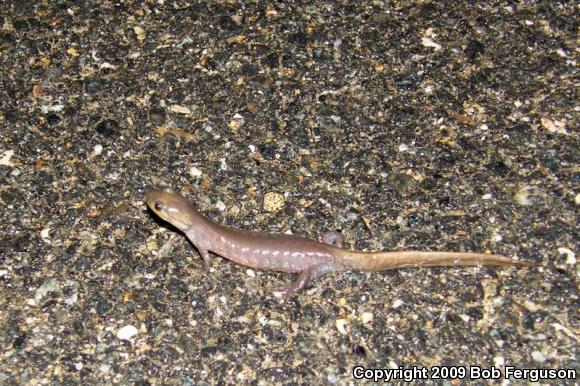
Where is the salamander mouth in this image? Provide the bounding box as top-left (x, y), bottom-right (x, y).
top-left (144, 190), bottom-right (192, 232)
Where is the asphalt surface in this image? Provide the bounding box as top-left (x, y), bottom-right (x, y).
top-left (0, 2), bottom-right (578, 385)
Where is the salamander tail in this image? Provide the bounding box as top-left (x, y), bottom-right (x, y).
top-left (342, 250), bottom-right (537, 272)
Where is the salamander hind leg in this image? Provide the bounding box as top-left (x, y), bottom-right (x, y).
top-left (197, 249), bottom-right (212, 275)
top-left (272, 263), bottom-right (344, 298)
top-left (321, 231), bottom-right (344, 248)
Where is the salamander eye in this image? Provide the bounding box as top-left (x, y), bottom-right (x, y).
top-left (154, 202), bottom-right (163, 211)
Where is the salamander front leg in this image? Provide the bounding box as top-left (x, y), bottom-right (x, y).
top-left (272, 264), bottom-right (344, 298)
top-left (184, 230), bottom-right (212, 275)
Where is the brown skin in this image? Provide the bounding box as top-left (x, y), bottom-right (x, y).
top-left (145, 190), bottom-right (535, 297)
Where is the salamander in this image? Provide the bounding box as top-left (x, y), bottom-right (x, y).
top-left (145, 190), bottom-right (535, 297)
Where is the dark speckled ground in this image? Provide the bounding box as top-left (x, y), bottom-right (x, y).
top-left (1, 1), bottom-right (578, 385)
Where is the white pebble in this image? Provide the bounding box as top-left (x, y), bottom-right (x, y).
top-left (335, 318), bottom-right (348, 334)
top-left (34, 278), bottom-right (60, 302)
top-left (116, 325), bottom-right (138, 340)
top-left (421, 36), bottom-right (442, 50)
top-left (557, 247), bottom-right (576, 265)
top-left (40, 227), bottom-right (51, 243)
top-left (170, 104), bottom-right (191, 114)
top-left (361, 312), bottom-right (374, 324)
top-left (0, 149), bottom-right (15, 167)
top-left (531, 351), bottom-right (546, 363)
top-left (391, 299), bottom-right (404, 309)
top-left (93, 144), bottom-right (103, 156)
top-left (215, 200), bottom-right (226, 211)
top-left (189, 166), bottom-right (203, 177)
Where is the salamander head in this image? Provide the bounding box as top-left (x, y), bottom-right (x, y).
top-left (145, 189), bottom-right (198, 232)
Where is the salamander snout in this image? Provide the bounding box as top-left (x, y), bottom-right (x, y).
top-left (145, 189), bottom-right (197, 232)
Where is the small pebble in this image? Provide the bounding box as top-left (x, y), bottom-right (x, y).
top-left (93, 144), bottom-right (103, 156)
top-left (531, 351), bottom-right (546, 363)
top-left (0, 149), bottom-right (15, 167)
top-left (189, 166), bottom-right (203, 177)
top-left (327, 373), bottom-right (337, 384)
top-left (116, 325), bottom-right (138, 340)
top-left (335, 319), bottom-right (348, 335)
top-left (391, 299), bottom-right (404, 309)
top-left (524, 300), bottom-right (541, 312)
top-left (361, 312), bottom-right (374, 324)
top-left (422, 37), bottom-right (442, 50)
top-left (133, 26), bottom-right (146, 41)
top-left (541, 117), bottom-right (566, 134)
top-left (170, 105), bottom-right (191, 114)
top-left (228, 113), bottom-right (245, 131)
top-left (215, 200), bottom-right (226, 211)
top-left (40, 227), bottom-right (51, 243)
top-left (34, 278), bottom-right (60, 302)
top-left (557, 247), bottom-right (575, 264)
top-left (263, 192), bottom-right (284, 212)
